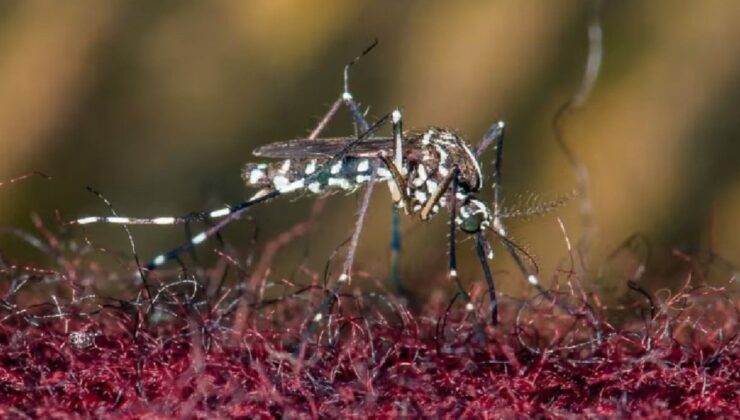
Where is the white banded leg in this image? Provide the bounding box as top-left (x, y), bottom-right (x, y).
top-left (341, 38), bottom-right (377, 134)
top-left (74, 206), bottom-right (236, 226)
top-left (479, 120), bottom-right (541, 289)
top-left (447, 170), bottom-right (486, 339)
top-left (146, 189), bottom-right (280, 270)
top-left (146, 114), bottom-right (393, 271)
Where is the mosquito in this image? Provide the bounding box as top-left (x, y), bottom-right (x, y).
top-left (73, 42), bottom-right (541, 325)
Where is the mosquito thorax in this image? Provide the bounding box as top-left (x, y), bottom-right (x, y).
top-left (416, 128), bottom-right (483, 192)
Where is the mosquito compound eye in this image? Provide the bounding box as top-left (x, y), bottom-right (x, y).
top-left (460, 213), bottom-right (484, 233)
top-left (457, 198), bottom-right (492, 234)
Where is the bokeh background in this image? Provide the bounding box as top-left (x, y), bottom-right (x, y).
top-left (0, 1), bottom-right (738, 300)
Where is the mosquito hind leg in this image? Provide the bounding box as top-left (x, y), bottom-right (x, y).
top-left (73, 205), bottom-right (236, 226)
top-left (340, 41), bottom-right (405, 294)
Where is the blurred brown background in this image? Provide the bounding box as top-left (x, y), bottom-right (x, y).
top-left (0, 1), bottom-right (738, 298)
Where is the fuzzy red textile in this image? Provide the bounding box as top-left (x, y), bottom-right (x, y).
top-left (1, 293), bottom-right (737, 418)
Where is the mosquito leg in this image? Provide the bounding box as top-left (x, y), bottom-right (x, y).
top-left (475, 233), bottom-right (498, 325)
top-left (378, 154), bottom-right (413, 212)
top-left (341, 39), bottom-right (377, 133)
top-left (340, 40), bottom-right (405, 295)
top-left (308, 43), bottom-right (374, 138)
top-left (145, 113), bottom-right (393, 271)
top-left (390, 205), bottom-right (403, 294)
top-left (481, 120), bottom-right (541, 286)
top-left (389, 108), bottom-right (404, 295)
top-left (301, 160), bottom-right (379, 346)
top-left (448, 170), bottom-right (486, 340)
top-left (74, 45), bottom-right (376, 229)
top-left (420, 166), bottom-right (456, 221)
top-left (491, 122), bottom-right (505, 230)
top-left (73, 206), bottom-right (237, 226)
top-left (341, 41), bottom-right (405, 294)
top-left (475, 121), bottom-right (505, 158)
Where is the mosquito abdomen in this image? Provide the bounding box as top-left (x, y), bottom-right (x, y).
top-left (243, 157), bottom-right (392, 194)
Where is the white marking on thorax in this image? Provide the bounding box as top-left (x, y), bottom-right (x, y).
top-left (426, 179), bottom-right (438, 194)
top-left (422, 130), bottom-right (433, 145)
top-left (414, 190), bottom-right (427, 203)
top-left (435, 144), bottom-right (449, 163)
top-left (249, 169), bottom-right (265, 184)
top-left (272, 175), bottom-right (289, 190)
top-left (460, 143), bottom-right (483, 190)
top-left (279, 159), bottom-right (291, 173)
top-left (438, 164), bottom-right (449, 177)
top-left (412, 165), bottom-right (428, 187)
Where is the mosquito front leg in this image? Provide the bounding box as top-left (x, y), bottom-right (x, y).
top-left (378, 153), bottom-right (413, 214)
top-left (420, 166), bottom-right (456, 221)
top-left (447, 169), bottom-right (486, 340)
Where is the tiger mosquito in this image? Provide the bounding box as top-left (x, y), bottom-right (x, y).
top-left (73, 43), bottom-right (541, 325)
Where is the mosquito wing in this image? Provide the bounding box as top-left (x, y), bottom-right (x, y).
top-left (253, 136), bottom-right (419, 159)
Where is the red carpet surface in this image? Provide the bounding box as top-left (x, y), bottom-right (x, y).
top-left (1, 286), bottom-right (737, 418)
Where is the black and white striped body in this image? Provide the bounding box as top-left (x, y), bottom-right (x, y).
top-left (243, 127), bottom-right (492, 228)
top-left (242, 156), bottom-right (393, 195)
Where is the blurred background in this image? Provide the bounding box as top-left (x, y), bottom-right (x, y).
top-left (0, 1), bottom-right (738, 300)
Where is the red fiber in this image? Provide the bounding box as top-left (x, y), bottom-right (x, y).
top-left (0, 292), bottom-right (737, 418)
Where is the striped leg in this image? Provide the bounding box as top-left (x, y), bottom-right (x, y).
top-left (475, 233), bottom-right (498, 325)
top-left (73, 206), bottom-right (236, 226)
top-left (146, 113), bottom-right (393, 270)
top-left (448, 169), bottom-right (486, 340)
top-left (342, 41), bottom-right (404, 295)
top-left (481, 121), bottom-right (542, 289)
top-left (389, 109), bottom-right (404, 294)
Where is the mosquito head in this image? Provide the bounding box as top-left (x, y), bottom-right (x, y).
top-left (456, 196), bottom-right (492, 234)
